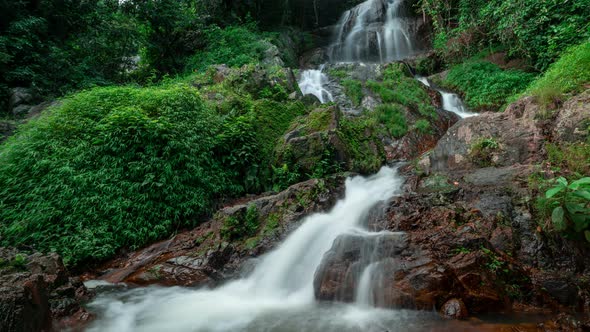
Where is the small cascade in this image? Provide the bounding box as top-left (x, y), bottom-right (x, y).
top-left (355, 262), bottom-right (379, 306)
top-left (330, 0), bottom-right (419, 63)
top-left (86, 168), bottom-right (407, 332)
top-left (416, 76), bottom-right (477, 118)
top-left (298, 66), bottom-right (334, 103)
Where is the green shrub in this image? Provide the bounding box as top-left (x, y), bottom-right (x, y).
top-left (542, 177), bottom-right (590, 242)
top-left (414, 119), bottom-right (432, 134)
top-left (469, 137), bottom-right (500, 166)
top-left (445, 61), bottom-right (535, 111)
top-left (341, 79), bottom-right (363, 106)
top-left (421, 0), bottom-right (590, 70)
top-left (526, 42), bottom-right (590, 106)
top-left (374, 104), bottom-right (408, 138)
top-left (185, 24), bottom-right (269, 73)
top-left (0, 84), bottom-right (236, 265)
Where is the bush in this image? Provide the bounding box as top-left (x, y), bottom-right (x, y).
top-left (341, 79), bottom-right (363, 106)
top-left (526, 42), bottom-right (590, 106)
top-left (0, 84), bottom-right (236, 265)
top-left (414, 119), bottom-right (432, 134)
top-left (421, 0), bottom-right (590, 70)
top-left (445, 61), bottom-right (535, 111)
top-left (469, 137), bottom-right (500, 166)
top-left (542, 177), bottom-right (590, 242)
top-left (374, 104), bottom-right (408, 138)
top-left (185, 24), bottom-right (269, 73)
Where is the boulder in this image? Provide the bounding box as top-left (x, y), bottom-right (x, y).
top-left (429, 96), bottom-right (544, 173)
top-left (0, 248), bottom-right (91, 332)
top-left (89, 175), bottom-right (347, 287)
top-left (440, 298), bottom-right (468, 320)
top-left (552, 89), bottom-right (590, 143)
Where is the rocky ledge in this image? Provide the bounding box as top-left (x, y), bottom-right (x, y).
top-left (0, 248), bottom-right (92, 332)
top-left (85, 175), bottom-right (347, 287)
top-left (314, 89), bottom-right (590, 329)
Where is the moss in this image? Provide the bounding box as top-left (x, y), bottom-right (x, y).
top-left (341, 79), bottom-right (363, 106)
top-left (374, 104), bottom-right (408, 138)
top-left (338, 116), bottom-right (384, 174)
top-left (220, 205), bottom-right (260, 241)
top-left (328, 68), bottom-right (349, 79)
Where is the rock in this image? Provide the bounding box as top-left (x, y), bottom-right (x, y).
top-left (0, 248), bottom-right (90, 332)
top-left (429, 96), bottom-right (544, 173)
top-left (299, 48), bottom-right (329, 69)
top-left (276, 106), bottom-right (354, 174)
top-left (9, 87), bottom-right (35, 111)
top-left (0, 120), bottom-right (16, 142)
top-left (90, 175), bottom-right (347, 287)
top-left (440, 298), bottom-right (468, 319)
top-left (261, 41), bottom-right (285, 67)
top-left (552, 89), bottom-right (590, 143)
top-left (313, 232), bottom-right (410, 304)
top-left (212, 65), bottom-right (231, 84)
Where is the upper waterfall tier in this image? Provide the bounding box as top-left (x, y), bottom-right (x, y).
top-left (329, 0), bottom-right (423, 63)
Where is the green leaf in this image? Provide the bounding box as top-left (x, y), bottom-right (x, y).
top-left (557, 177), bottom-right (568, 187)
top-left (572, 190), bottom-right (590, 200)
top-left (585, 231), bottom-right (590, 243)
top-left (571, 214), bottom-right (589, 233)
top-left (552, 207), bottom-right (566, 231)
top-left (546, 185), bottom-right (566, 198)
top-left (569, 177), bottom-right (590, 190)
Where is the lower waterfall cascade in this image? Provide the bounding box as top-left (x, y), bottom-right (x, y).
top-left (86, 168), bottom-right (443, 332)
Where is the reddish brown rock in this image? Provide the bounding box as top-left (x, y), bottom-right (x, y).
top-left (0, 248), bottom-right (90, 332)
top-left (88, 176), bottom-right (346, 287)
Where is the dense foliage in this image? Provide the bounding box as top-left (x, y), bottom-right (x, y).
top-left (0, 85), bottom-right (228, 264)
top-left (444, 61), bottom-right (535, 110)
top-left (543, 177), bottom-right (590, 242)
top-left (420, 0), bottom-right (590, 70)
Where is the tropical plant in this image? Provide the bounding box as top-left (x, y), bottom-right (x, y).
top-left (544, 177), bottom-right (590, 241)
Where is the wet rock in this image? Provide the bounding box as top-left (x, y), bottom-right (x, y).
top-left (90, 176), bottom-right (347, 287)
top-left (440, 298), bottom-right (468, 320)
top-left (429, 97), bottom-right (544, 173)
top-left (0, 248), bottom-right (90, 332)
top-left (314, 232), bottom-right (409, 303)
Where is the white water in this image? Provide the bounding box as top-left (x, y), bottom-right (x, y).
top-left (330, 0), bottom-right (416, 62)
top-left (416, 76), bottom-right (477, 118)
top-left (355, 262), bottom-right (379, 306)
top-left (298, 67), bottom-right (334, 103)
top-left (87, 167), bottom-right (408, 332)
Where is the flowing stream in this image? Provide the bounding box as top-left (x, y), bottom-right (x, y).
top-left (85, 168), bottom-right (451, 332)
top-left (416, 77), bottom-right (477, 118)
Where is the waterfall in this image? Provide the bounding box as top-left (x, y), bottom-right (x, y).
top-left (330, 0), bottom-right (417, 63)
top-left (298, 66), bottom-right (334, 103)
top-left (87, 167), bottom-right (408, 332)
top-left (416, 76), bottom-right (477, 118)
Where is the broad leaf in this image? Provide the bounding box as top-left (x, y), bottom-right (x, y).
top-left (570, 177), bottom-right (590, 190)
top-left (552, 207), bottom-right (566, 231)
top-left (571, 214), bottom-right (589, 233)
top-left (585, 230), bottom-right (590, 243)
top-left (557, 177), bottom-right (568, 187)
top-left (572, 189), bottom-right (590, 200)
top-left (546, 185), bottom-right (566, 198)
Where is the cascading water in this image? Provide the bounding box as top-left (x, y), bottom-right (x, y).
top-left (416, 76), bottom-right (477, 118)
top-left (298, 66), bottom-right (334, 103)
top-left (330, 0), bottom-right (418, 63)
top-left (86, 167), bottom-right (453, 332)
